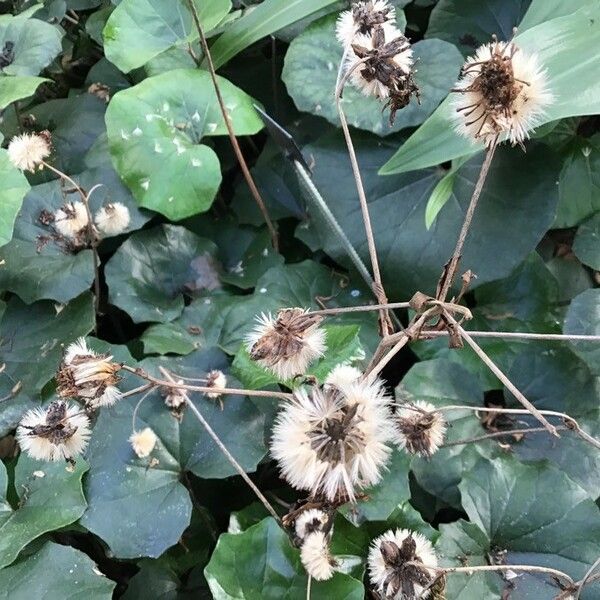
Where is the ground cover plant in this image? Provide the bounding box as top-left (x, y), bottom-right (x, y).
top-left (0, 0), bottom-right (599, 598)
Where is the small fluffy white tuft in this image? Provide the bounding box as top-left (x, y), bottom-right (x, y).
top-left (54, 202), bottom-right (89, 239)
top-left (271, 377), bottom-right (394, 502)
top-left (7, 133), bottom-right (50, 171)
top-left (394, 400), bottom-right (446, 457)
top-left (300, 531), bottom-right (336, 581)
top-left (325, 364), bottom-right (362, 388)
top-left (294, 508), bottom-right (330, 541)
top-left (206, 370), bottom-right (227, 398)
top-left (16, 403), bottom-right (91, 462)
top-left (163, 380), bottom-right (186, 409)
top-left (94, 202), bottom-right (131, 236)
top-left (64, 337), bottom-right (95, 365)
top-left (336, 0), bottom-right (397, 47)
top-left (129, 427), bottom-right (158, 458)
top-left (452, 41), bottom-right (553, 147)
top-left (368, 528), bottom-right (438, 599)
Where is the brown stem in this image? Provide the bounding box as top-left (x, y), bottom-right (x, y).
top-left (309, 301), bottom-right (411, 317)
top-left (442, 425), bottom-right (568, 448)
top-left (186, 0), bottom-right (279, 251)
top-left (437, 140), bottom-right (498, 301)
top-left (574, 556), bottom-right (600, 600)
top-left (420, 330), bottom-right (600, 342)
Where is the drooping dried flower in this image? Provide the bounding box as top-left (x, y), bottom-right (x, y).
top-left (54, 201), bottom-right (89, 240)
top-left (300, 531), bottom-right (337, 581)
top-left (452, 37), bottom-right (552, 147)
top-left (205, 369), bottom-right (227, 399)
top-left (394, 400), bottom-right (446, 458)
top-left (294, 508), bottom-right (330, 542)
top-left (16, 400), bottom-right (91, 462)
top-left (336, 0), bottom-right (396, 47)
top-left (56, 338), bottom-right (122, 408)
top-left (271, 376), bottom-right (394, 502)
top-left (129, 427), bottom-right (158, 458)
top-left (246, 308), bottom-right (326, 380)
top-left (94, 202), bottom-right (130, 236)
top-left (368, 528), bottom-right (438, 599)
top-left (7, 132), bottom-right (51, 172)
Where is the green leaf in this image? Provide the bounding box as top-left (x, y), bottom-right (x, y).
top-left (573, 212), bottom-right (600, 270)
top-left (140, 322), bottom-right (199, 355)
top-left (0, 454), bottom-right (88, 569)
top-left (424, 158), bottom-right (467, 229)
top-left (426, 0), bottom-right (532, 55)
top-left (0, 14), bottom-right (62, 77)
top-left (519, 0), bottom-right (599, 30)
top-left (0, 76), bottom-right (47, 110)
top-left (306, 132), bottom-right (560, 297)
top-left (557, 135), bottom-right (600, 227)
top-left (103, 0), bottom-right (231, 73)
top-left (564, 288), bottom-right (600, 375)
top-left (208, 0), bottom-right (339, 69)
top-left (122, 559), bottom-right (179, 600)
top-left (0, 150), bottom-right (30, 247)
top-left (105, 69), bottom-right (262, 220)
top-left (205, 517), bottom-right (365, 600)
top-left (459, 456), bottom-right (600, 598)
top-left (0, 542), bottom-right (115, 599)
top-left (0, 292), bottom-right (95, 395)
top-left (105, 224), bottom-right (219, 324)
top-left (282, 16), bottom-right (463, 135)
top-left (381, 9), bottom-right (600, 174)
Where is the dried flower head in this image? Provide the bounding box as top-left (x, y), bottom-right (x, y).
top-left (205, 369), bottom-right (227, 398)
top-left (94, 202), bottom-right (130, 236)
top-left (246, 308), bottom-right (326, 380)
top-left (129, 427), bottom-right (158, 458)
top-left (394, 401), bottom-right (446, 457)
top-left (271, 377), bottom-right (394, 502)
top-left (54, 201), bottom-right (89, 240)
top-left (452, 37), bottom-right (552, 147)
top-left (336, 0), bottom-right (396, 47)
top-left (87, 82), bottom-right (110, 103)
top-left (368, 528), bottom-right (438, 599)
top-left (300, 531), bottom-right (337, 581)
top-left (7, 132), bottom-right (51, 172)
top-left (56, 338), bottom-right (122, 408)
top-left (162, 380), bottom-right (186, 409)
top-left (16, 401), bottom-right (91, 462)
top-left (294, 508), bottom-right (330, 541)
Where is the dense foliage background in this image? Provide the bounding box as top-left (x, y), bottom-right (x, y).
top-left (0, 0), bottom-right (599, 598)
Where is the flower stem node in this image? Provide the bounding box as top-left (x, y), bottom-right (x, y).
top-left (56, 338), bottom-right (122, 408)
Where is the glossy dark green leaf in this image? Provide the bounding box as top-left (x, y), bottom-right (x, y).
top-left (140, 322), bottom-right (199, 355)
top-left (105, 224), bottom-right (219, 324)
top-left (283, 16), bottom-right (462, 135)
top-left (564, 288), bottom-right (600, 376)
top-left (0, 150), bottom-right (30, 247)
top-left (0, 454), bottom-right (88, 568)
top-left (0, 292), bottom-right (95, 395)
top-left (105, 69), bottom-right (262, 220)
top-left (573, 212), bottom-right (600, 270)
top-left (306, 133), bottom-right (559, 298)
top-left (0, 542), bottom-right (115, 599)
top-left (204, 517), bottom-right (364, 599)
top-left (122, 559), bottom-right (179, 600)
top-left (0, 76), bottom-right (47, 111)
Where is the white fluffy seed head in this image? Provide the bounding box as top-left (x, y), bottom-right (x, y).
top-left (205, 370), bottom-right (227, 398)
top-left (336, 0), bottom-right (397, 47)
top-left (129, 427), bottom-right (158, 458)
top-left (16, 401), bottom-right (91, 462)
top-left (54, 202), bottom-right (89, 239)
top-left (300, 531), bottom-right (336, 581)
top-left (368, 528), bottom-right (438, 599)
top-left (271, 377), bottom-right (394, 502)
top-left (394, 400), bottom-right (446, 457)
top-left (294, 508), bottom-right (330, 541)
top-left (325, 364), bottom-right (362, 388)
top-left (94, 202), bottom-right (131, 236)
top-left (7, 132), bottom-right (51, 172)
top-left (245, 309), bottom-right (326, 380)
top-left (452, 40), bottom-right (552, 147)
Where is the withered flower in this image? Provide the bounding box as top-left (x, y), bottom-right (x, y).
top-left (94, 202), bottom-right (130, 236)
top-left (130, 427), bottom-right (158, 458)
top-left (336, 0), bottom-right (396, 46)
top-left (56, 338), bottom-right (122, 408)
top-left (7, 131), bottom-right (51, 172)
top-left (54, 201), bottom-right (89, 240)
top-left (246, 308), bottom-right (326, 380)
top-left (300, 530), bottom-right (338, 581)
top-left (452, 36), bottom-right (552, 147)
top-left (394, 401), bottom-right (446, 458)
top-left (205, 369), bottom-right (227, 399)
top-left (368, 529), bottom-right (438, 599)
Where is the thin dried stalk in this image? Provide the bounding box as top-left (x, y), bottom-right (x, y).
top-left (186, 0), bottom-right (279, 251)
top-left (574, 555), bottom-right (600, 600)
top-left (442, 426), bottom-right (568, 448)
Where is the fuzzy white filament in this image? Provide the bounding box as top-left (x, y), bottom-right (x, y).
top-left (336, 0), bottom-right (396, 47)
top-left (368, 528), bottom-right (438, 599)
top-left (94, 202), bottom-right (131, 236)
top-left (17, 402), bottom-right (91, 462)
top-left (452, 39), bottom-right (552, 147)
top-left (394, 400), bottom-right (447, 457)
top-left (300, 531), bottom-right (336, 581)
top-left (54, 202), bottom-right (89, 240)
top-left (245, 309), bottom-right (326, 380)
top-left (130, 427), bottom-right (158, 458)
top-left (271, 377), bottom-right (394, 502)
top-left (7, 132), bottom-right (51, 172)
top-left (325, 364), bottom-right (362, 388)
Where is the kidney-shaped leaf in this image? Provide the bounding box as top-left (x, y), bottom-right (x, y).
top-left (0, 150), bottom-right (30, 248)
top-left (105, 69), bottom-right (262, 220)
